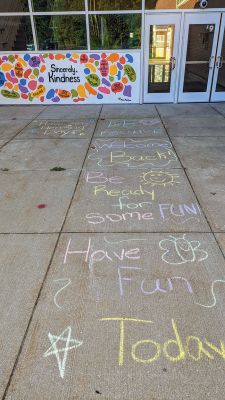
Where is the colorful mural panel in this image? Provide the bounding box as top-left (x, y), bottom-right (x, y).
top-left (0, 52), bottom-right (140, 104)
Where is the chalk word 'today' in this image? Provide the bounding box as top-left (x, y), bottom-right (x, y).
top-left (100, 317), bottom-right (225, 366)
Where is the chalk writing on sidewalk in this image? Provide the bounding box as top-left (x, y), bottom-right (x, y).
top-left (106, 119), bottom-right (159, 129)
top-left (88, 139), bottom-right (178, 168)
top-left (31, 120), bottom-right (94, 137)
top-left (85, 202), bottom-right (202, 225)
top-left (98, 119), bottom-right (163, 136)
top-left (64, 237), bottom-right (142, 271)
top-left (100, 317), bottom-right (225, 366)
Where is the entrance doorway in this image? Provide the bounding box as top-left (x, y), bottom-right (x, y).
top-left (211, 13), bottom-right (225, 101)
top-left (144, 14), bottom-right (181, 103)
top-left (144, 12), bottom-right (225, 103)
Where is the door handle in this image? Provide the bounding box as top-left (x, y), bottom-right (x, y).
top-left (216, 56), bottom-right (223, 69)
top-left (209, 56), bottom-right (215, 69)
top-left (170, 56), bottom-right (176, 70)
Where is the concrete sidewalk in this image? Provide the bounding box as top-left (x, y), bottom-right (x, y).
top-left (0, 103), bottom-right (225, 400)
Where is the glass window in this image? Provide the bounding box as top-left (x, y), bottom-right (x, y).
top-left (31, 0), bottom-right (85, 12)
top-left (148, 25), bottom-right (174, 93)
top-left (183, 24), bottom-right (215, 93)
top-left (89, 14), bottom-right (141, 49)
top-left (35, 15), bottom-right (87, 50)
top-left (0, 1), bottom-right (29, 12)
top-left (146, 0), bottom-right (225, 9)
top-left (216, 28), bottom-right (225, 92)
top-left (88, 0), bottom-right (141, 11)
top-left (0, 16), bottom-right (34, 51)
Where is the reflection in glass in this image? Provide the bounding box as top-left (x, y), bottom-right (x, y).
top-left (88, 0), bottom-right (141, 11)
top-left (89, 14), bottom-right (141, 49)
top-left (183, 63), bottom-right (209, 92)
top-left (148, 25), bottom-right (174, 93)
top-left (183, 24), bottom-right (215, 92)
top-left (186, 24), bottom-right (215, 61)
top-left (216, 29), bottom-right (225, 92)
top-left (35, 15), bottom-right (87, 50)
top-left (0, 1), bottom-right (29, 12)
top-left (145, 0), bottom-right (225, 9)
top-left (0, 17), bottom-right (34, 51)
top-left (32, 0), bottom-right (85, 11)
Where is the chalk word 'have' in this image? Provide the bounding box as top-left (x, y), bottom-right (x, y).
top-left (100, 317), bottom-right (225, 366)
top-left (64, 237), bottom-right (142, 270)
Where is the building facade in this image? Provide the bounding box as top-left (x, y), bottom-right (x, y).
top-left (0, 0), bottom-right (225, 104)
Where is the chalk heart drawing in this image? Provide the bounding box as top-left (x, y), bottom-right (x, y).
top-left (140, 170), bottom-right (180, 187)
top-left (159, 234), bottom-right (208, 265)
top-left (43, 326), bottom-right (83, 379)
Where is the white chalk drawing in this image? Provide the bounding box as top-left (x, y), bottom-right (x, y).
top-left (88, 138), bottom-right (177, 169)
top-left (159, 234), bottom-right (208, 265)
top-left (53, 278), bottom-right (72, 309)
top-left (107, 119), bottom-right (161, 129)
top-left (195, 279), bottom-right (225, 308)
top-left (98, 119), bottom-right (162, 136)
top-left (33, 120), bottom-right (94, 137)
top-left (99, 129), bottom-right (160, 136)
top-left (103, 237), bottom-right (147, 245)
top-left (43, 326), bottom-right (83, 379)
top-left (118, 266), bottom-right (142, 296)
top-left (140, 170), bottom-right (180, 187)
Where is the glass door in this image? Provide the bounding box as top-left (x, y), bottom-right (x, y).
top-left (211, 13), bottom-right (225, 102)
top-left (178, 13), bottom-right (220, 103)
top-left (144, 14), bottom-right (181, 103)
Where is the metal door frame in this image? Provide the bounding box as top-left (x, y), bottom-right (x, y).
top-left (178, 12), bottom-right (221, 102)
top-left (211, 12), bottom-right (225, 102)
top-left (143, 13), bottom-right (182, 103)
top-left (143, 9), bottom-right (225, 104)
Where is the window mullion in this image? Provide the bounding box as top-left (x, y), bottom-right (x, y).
top-left (85, 0), bottom-right (90, 51)
top-left (27, 0), bottom-right (38, 51)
